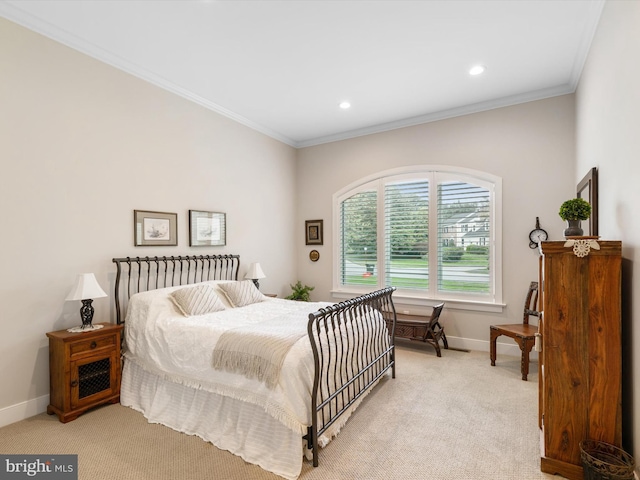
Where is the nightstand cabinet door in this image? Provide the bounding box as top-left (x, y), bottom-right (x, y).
top-left (70, 348), bottom-right (119, 410)
top-left (47, 323), bottom-right (123, 423)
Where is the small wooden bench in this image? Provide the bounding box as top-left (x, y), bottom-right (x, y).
top-left (392, 303), bottom-right (447, 356)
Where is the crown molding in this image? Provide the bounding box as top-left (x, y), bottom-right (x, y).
top-left (0, 3), bottom-right (297, 147)
top-left (567, 0), bottom-right (606, 90)
top-left (1, 1), bottom-right (600, 150)
top-left (295, 84), bottom-right (575, 148)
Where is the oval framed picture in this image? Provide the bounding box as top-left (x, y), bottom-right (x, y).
top-left (309, 250), bottom-right (320, 262)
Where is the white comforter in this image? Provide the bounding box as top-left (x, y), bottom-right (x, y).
top-left (123, 281), bottom-right (331, 434)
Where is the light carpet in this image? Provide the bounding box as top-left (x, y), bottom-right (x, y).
top-left (0, 342), bottom-right (558, 479)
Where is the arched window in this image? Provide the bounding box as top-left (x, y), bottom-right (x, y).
top-left (333, 166), bottom-right (502, 309)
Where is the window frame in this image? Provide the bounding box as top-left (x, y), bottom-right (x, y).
top-left (332, 165), bottom-right (503, 312)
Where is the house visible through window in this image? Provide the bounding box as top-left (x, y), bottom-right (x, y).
top-left (334, 166), bottom-right (502, 306)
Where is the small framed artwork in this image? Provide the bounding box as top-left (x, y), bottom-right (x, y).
top-left (305, 219), bottom-right (323, 245)
top-left (189, 210), bottom-right (226, 246)
top-left (577, 167), bottom-right (598, 236)
top-left (134, 210), bottom-right (178, 246)
top-left (309, 249), bottom-right (320, 262)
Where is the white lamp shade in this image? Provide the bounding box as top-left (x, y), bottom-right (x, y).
top-left (244, 263), bottom-right (266, 280)
top-left (65, 273), bottom-right (108, 301)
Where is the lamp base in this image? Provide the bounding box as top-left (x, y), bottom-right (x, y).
top-left (67, 324), bottom-right (104, 333)
top-left (68, 298), bottom-right (100, 332)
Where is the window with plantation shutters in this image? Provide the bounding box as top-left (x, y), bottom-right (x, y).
top-left (334, 166), bottom-right (502, 307)
top-left (437, 180), bottom-right (491, 294)
top-left (339, 188), bottom-right (377, 286)
top-left (384, 179), bottom-right (429, 290)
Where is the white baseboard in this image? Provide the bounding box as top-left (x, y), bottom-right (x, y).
top-left (0, 394), bottom-right (49, 428)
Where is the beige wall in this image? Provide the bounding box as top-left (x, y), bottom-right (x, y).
top-left (296, 95), bottom-right (576, 349)
top-left (0, 17), bottom-right (297, 424)
top-left (575, 0), bottom-right (640, 463)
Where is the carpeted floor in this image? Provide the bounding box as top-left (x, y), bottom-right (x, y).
top-left (0, 343), bottom-right (559, 479)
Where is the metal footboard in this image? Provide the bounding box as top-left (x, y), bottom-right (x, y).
top-left (306, 287), bottom-right (396, 466)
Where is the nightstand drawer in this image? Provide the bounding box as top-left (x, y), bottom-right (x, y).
top-left (69, 335), bottom-right (116, 357)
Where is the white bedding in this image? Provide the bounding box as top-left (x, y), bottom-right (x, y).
top-left (121, 280), bottom-right (389, 479)
top-left (124, 281), bottom-right (331, 433)
top-left (122, 359), bottom-right (307, 479)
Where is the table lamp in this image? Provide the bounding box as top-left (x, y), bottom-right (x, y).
top-left (66, 273), bottom-right (108, 332)
top-left (244, 263), bottom-right (266, 289)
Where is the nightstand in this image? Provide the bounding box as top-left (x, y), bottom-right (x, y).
top-left (46, 322), bottom-right (123, 423)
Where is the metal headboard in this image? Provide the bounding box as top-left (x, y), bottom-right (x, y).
top-left (112, 255), bottom-right (240, 325)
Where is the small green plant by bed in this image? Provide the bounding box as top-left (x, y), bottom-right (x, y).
top-left (285, 281), bottom-right (314, 301)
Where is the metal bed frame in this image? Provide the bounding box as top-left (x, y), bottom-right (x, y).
top-left (111, 254), bottom-right (396, 468)
top-left (112, 255), bottom-right (240, 326)
top-left (306, 287), bottom-right (396, 466)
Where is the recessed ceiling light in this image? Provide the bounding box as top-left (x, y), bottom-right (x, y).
top-left (469, 65), bottom-right (486, 76)
top-left (339, 101), bottom-right (351, 109)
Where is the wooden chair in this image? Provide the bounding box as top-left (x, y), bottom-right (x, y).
top-left (490, 281), bottom-right (539, 380)
top-left (395, 303), bottom-right (447, 356)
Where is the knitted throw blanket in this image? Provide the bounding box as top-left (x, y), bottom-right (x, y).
top-left (211, 314), bottom-right (308, 389)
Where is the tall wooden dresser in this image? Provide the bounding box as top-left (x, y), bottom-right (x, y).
top-left (538, 240), bottom-right (622, 480)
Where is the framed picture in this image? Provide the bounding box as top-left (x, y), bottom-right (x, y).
top-left (189, 210), bottom-right (226, 246)
top-left (577, 167), bottom-right (598, 236)
top-left (134, 210), bottom-right (178, 246)
top-left (305, 219), bottom-right (323, 245)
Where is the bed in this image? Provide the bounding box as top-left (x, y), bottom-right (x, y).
top-left (112, 255), bottom-right (396, 479)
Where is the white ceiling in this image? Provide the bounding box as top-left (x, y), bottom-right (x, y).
top-left (0, 0), bottom-right (605, 148)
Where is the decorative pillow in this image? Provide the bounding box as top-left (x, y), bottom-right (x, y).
top-left (218, 280), bottom-right (266, 307)
top-left (170, 284), bottom-right (226, 316)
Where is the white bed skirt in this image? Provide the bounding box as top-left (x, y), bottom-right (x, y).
top-left (121, 359), bottom-right (305, 480)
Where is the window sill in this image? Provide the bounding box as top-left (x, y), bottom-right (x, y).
top-left (330, 289), bottom-right (505, 313)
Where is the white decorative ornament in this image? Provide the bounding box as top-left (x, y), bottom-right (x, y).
top-left (564, 239), bottom-right (600, 257)
top-left (66, 324), bottom-right (104, 333)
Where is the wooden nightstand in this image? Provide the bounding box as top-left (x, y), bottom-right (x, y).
top-left (46, 322), bottom-right (123, 423)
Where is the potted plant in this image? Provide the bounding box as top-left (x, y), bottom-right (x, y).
top-left (285, 281), bottom-right (314, 301)
top-left (558, 197), bottom-right (591, 237)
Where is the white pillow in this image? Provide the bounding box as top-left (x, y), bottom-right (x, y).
top-left (170, 284), bottom-right (226, 316)
top-left (218, 280), bottom-right (266, 307)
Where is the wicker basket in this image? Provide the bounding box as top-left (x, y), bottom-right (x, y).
top-left (580, 440), bottom-right (636, 480)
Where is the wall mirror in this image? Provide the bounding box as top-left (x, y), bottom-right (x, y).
top-left (577, 167), bottom-right (598, 236)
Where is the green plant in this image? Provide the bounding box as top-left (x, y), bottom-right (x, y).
top-left (285, 281), bottom-right (314, 301)
top-left (558, 197), bottom-right (591, 221)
